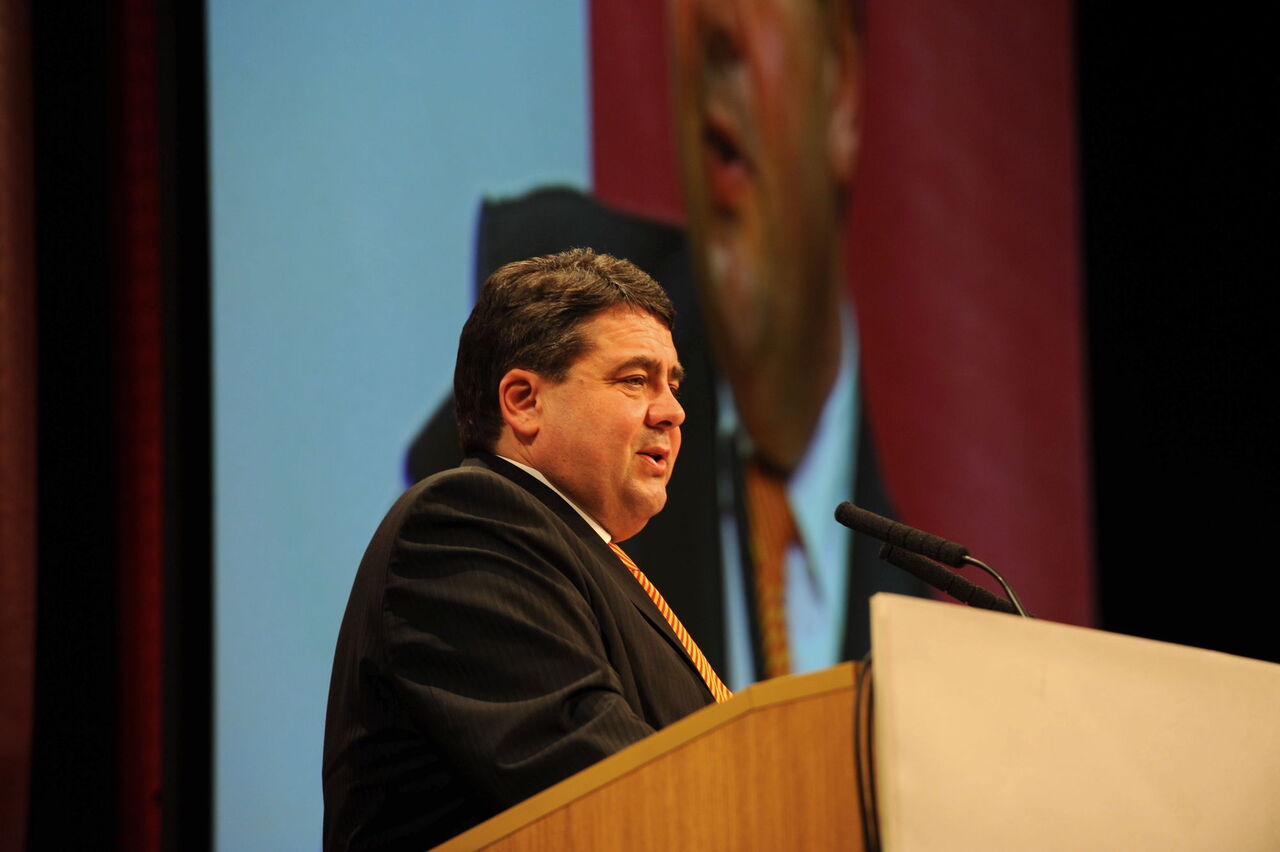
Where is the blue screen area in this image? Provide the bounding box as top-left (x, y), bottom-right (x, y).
top-left (207, 3), bottom-right (588, 847)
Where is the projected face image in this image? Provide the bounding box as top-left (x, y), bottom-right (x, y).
top-left (669, 0), bottom-right (861, 471)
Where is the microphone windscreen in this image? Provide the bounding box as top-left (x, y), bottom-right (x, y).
top-left (835, 502), bottom-right (970, 567)
top-left (879, 545), bottom-right (1017, 615)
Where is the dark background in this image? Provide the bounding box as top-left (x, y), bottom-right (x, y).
top-left (1077, 7), bottom-right (1274, 661)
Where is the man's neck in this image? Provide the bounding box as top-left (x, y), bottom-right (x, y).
top-left (494, 454), bottom-right (612, 542)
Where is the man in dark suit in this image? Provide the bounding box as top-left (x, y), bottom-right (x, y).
top-left (407, 185), bottom-right (915, 679)
top-left (323, 249), bottom-right (724, 851)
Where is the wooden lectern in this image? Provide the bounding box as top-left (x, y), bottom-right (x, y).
top-left (433, 661), bottom-right (868, 851)
top-left (434, 594), bottom-right (1280, 851)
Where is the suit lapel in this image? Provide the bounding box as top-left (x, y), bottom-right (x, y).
top-left (465, 454), bottom-right (707, 687)
top-left (591, 539), bottom-right (693, 665)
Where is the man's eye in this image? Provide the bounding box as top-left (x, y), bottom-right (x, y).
top-left (623, 376), bottom-right (646, 387)
top-left (669, 385), bottom-right (682, 398)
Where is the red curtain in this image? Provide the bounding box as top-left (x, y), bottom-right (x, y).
top-left (0, 1), bottom-right (38, 848)
top-left (115, 0), bottom-right (166, 849)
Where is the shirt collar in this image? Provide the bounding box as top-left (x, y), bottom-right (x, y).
top-left (496, 454), bottom-right (612, 542)
top-left (714, 308), bottom-right (859, 594)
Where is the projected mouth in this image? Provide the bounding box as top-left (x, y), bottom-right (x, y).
top-left (705, 121), bottom-right (742, 166)
top-left (703, 112), bottom-right (750, 212)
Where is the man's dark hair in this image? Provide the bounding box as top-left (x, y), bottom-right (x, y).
top-left (454, 248), bottom-right (676, 453)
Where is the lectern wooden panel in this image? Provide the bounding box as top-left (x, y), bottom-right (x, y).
top-left (433, 665), bottom-right (865, 851)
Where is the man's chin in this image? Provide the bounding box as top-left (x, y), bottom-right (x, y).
top-left (637, 490), bottom-right (668, 522)
top-left (613, 492), bottom-right (668, 543)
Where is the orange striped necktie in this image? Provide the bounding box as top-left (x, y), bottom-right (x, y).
top-left (743, 458), bottom-right (801, 679)
top-left (607, 541), bottom-right (733, 704)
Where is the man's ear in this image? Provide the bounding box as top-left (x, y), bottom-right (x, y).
top-left (827, 4), bottom-right (863, 183)
top-left (497, 368), bottom-right (542, 441)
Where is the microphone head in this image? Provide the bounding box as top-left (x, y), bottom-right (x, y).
top-left (835, 501), bottom-right (969, 568)
top-left (834, 501), bottom-right (883, 533)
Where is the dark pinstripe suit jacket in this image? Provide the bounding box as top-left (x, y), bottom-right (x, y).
top-left (322, 453), bottom-right (714, 851)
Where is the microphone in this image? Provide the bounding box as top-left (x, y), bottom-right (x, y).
top-left (835, 501), bottom-right (1032, 617)
top-left (878, 544), bottom-right (1018, 615)
top-left (834, 502), bottom-right (969, 568)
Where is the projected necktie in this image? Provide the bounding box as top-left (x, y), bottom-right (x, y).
top-left (608, 541), bottom-right (733, 704)
top-left (743, 459), bottom-right (800, 679)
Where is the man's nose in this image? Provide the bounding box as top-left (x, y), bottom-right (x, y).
top-left (649, 385), bottom-right (686, 429)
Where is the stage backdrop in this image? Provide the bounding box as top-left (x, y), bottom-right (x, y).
top-left (209, 1), bottom-right (1088, 848)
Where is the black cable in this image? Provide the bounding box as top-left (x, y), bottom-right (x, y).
top-left (961, 555), bottom-right (1032, 618)
top-left (865, 670), bottom-right (879, 851)
top-left (852, 651), bottom-right (881, 852)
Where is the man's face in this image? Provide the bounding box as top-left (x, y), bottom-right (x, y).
top-left (531, 306), bottom-right (685, 542)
